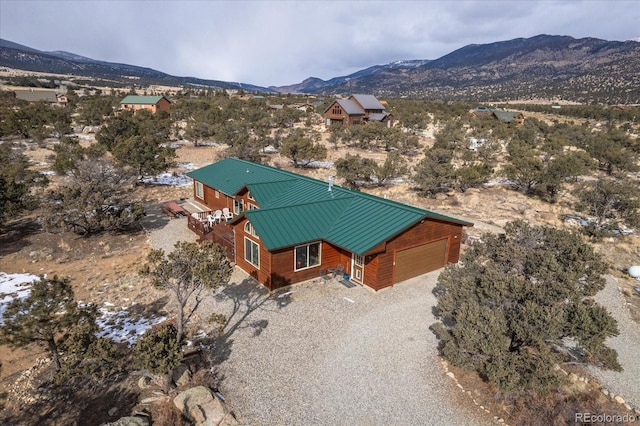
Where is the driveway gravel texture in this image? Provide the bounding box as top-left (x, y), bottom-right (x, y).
top-left (144, 210), bottom-right (640, 423)
top-left (587, 275), bottom-right (640, 409)
top-left (199, 270), bottom-right (494, 425)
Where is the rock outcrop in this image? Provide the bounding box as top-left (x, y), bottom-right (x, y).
top-left (173, 386), bottom-right (237, 426)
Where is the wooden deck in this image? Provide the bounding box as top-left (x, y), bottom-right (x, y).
top-left (186, 212), bottom-right (235, 261)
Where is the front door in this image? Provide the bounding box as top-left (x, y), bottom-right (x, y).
top-left (352, 254), bottom-right (364, 284)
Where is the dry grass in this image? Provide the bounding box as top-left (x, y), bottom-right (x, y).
top-left (448, 363), bottom-right (633, 426)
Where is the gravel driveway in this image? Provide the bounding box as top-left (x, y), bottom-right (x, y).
top-left (588, 275), bottom-right (640, 409)
top-left (141, 202), bottom-right (197, 253)
top-left (200, 270), bottom-right (493, 425)
top-left (141, 208), bottom-right (640, 420)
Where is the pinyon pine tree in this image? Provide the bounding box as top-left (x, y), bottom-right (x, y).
top-left (0, 277), bottom-right (96, 372)
top-left (140, 241), bottom-right (233, 344)
top-left (431, 221), bottom-right (620, 395)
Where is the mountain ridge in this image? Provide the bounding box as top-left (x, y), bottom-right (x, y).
top-left (0, 39), bottom-right (275, 93)
top-left (272, 34), bottom-right (640, 104)
top-left (1, 35), bottom-right (639, 103)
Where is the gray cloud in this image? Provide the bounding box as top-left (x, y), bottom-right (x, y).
top-left (1, 0), bottom-right (638, 87)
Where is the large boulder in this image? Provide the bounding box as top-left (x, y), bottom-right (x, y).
top-left (173, 386), bottom-right (225, 426)
top-left (100, 416), bottom-right (150, 426)
top-left (172, 364), bottom-right (191, 387)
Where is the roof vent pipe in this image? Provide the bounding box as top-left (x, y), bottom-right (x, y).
top-left (328, 176), bottom-right (334, 191)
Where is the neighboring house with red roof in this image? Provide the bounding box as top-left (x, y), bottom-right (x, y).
top-left (186, 158), bottom-right (472, 291)
top-left (324, 94), bottom-right (393, 127)
top-left (119, 95), bottom-right (171, 114)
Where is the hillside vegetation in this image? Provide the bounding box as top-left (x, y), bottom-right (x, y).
top-left (0, 86), bottom-right (639, 424)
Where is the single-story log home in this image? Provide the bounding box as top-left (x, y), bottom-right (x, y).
top-left (119, 95), bottom-right (171, 114)
top-left (324, 94), bottom-right (393, 127)
top-left (186, 158), bottom-right (472, 291)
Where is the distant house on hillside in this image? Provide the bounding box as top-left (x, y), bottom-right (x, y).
top-left (324, 94), bottom-right (393, 127)
top-left (289, 103), bottom-right (315, 112)
top-left (472, 106), bottom-right (524, 125)
top-left (119, 95), bottom-right (171, 114)
top-left (266, 104), bottom-right (284, 111)
top-left (13, 89), bottom-right (67, 106)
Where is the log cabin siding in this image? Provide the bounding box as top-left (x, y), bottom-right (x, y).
top-left (373, 219), bottom-right (464, 290)
top-left (235, 188), bottom-right (260, 211)
top-left (268, 242), bottom-right (345, 290)
top-left (221, 202), bottom-right (464, 291)
top-left (195, 182), bottom-right (232, 211)
top-left (362, 254), bottom-right (380, 289)
top-left (233, 218), bottom-right (272, 285)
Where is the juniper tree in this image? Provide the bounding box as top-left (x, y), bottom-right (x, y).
top-left (574, 176), bottom-right (640, 234)
top-left (134, 323), bottom-right (183, 392)
top-left (335, 153), bottom-right (377, 189)
top-left (0, 143), bottom-right (47, 226)
top-left (112, 133), bottom-right (176, 178)
top-left (42, 157), bottom-right (144, 236)
top-left (413, 148), bottom-right (456, 196)
top-left (140, 241), bottom-right (233, 344)
top-left (280, 129), bottom-right (327, 168)
top-left (0, 276), bottom-right (96, 372)
top-left (373, 151), bottom-right (409, 186)
top-left (432, 221), bottom-right (620, 395)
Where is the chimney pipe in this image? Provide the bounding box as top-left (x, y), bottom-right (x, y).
top-left (328, 176), bottom-right (334, 191)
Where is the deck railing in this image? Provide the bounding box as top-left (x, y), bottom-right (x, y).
top-left (187, 212), bottom-right (235, 260)
top-left (187, 211), bottom-right (213, 237)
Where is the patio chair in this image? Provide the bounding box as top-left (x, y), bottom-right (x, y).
top-left (222, 207), bottom-right (234, 222)
top-left (208, 210), bottom-right (223, 226)
top-left (329, 263), bottom-right (344, 278)
top-left (319, 268), bottom-right (331, 281)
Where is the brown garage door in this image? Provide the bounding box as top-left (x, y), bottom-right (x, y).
top-left (394, 239), bottom-right (448, 283)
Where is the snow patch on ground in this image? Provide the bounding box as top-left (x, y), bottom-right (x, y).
top-left (176, 162), bottom-right (196, 171)
top-left (0, 272), bottom-right (39, 320)
top-left (142, 172), bottom-right (192, 186)
top-left (1, 272), bottom-right (164, 343)
top-left (484, 179), bottom-right (517, 187)
top-left (295, 160), bottom-right (334, 169)
top-left (95, 307), bottom-right (167, 345)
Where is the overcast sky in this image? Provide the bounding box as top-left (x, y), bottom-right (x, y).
top-left (1, 1), bottom-right (639, 87)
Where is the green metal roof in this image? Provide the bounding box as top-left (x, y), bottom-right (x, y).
top-left (325, 196), bottom-right (426, 254)
top-left (253, 179), bottom-right (352, 209)
top-left (245, 198), bottom-right (352, 250)
top-left (489, 108), bottom-right (521, 123)
top-left (189, 158), bottom-right (473, 254)
top-left (245, 180), bottom-right (297, 206)
top-left (187, 159), bottom-right (293, 196)
top-left (119, 95), bottom-right (168, 105)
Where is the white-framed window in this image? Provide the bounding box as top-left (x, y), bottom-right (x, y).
top-left (244, 221), bottom-right (259, 238)
top-left (234, 198), bottom-right (244, 215)
top-left (195, 181), bottom-right (204, 199)
top-left (294, 242), bottom-right (321, 271)
top-left (244, 237), bottom-right (259, 268)
top-left (215, 190), bottom-right (220, 199)
top-left (247, 203), bottom-right (259, 210)
top-left (247, 191), bottom-right (255, 200)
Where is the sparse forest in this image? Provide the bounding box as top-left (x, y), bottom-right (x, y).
top-left (0, 84), bottom-right (639, 425)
